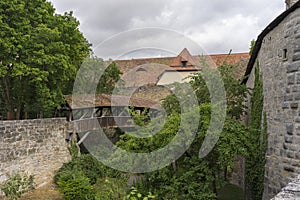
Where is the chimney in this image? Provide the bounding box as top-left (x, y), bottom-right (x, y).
top-left (286, 0), bottom-right (298, 9)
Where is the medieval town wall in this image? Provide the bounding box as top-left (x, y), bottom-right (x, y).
top-left (246, 8), bottom-right (300, 200)
top-left (0, 118), bottom-right (71, 188)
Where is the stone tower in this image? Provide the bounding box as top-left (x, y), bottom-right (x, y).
top-left (286, 0), bottom-right (298, 9)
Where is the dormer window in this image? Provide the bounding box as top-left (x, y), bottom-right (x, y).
top-left (182, 61), bottom-right (187, 68)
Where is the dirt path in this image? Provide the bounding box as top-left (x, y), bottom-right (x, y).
top-left (20, 182), bottom-right (63, 200)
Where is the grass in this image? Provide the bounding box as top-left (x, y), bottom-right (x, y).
top-left (217, 183), bottom-right (244, 200)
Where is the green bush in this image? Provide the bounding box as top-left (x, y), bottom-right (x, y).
top-left (55, 154), bottom-right (101, 185)
top-left (74, 154), bottom-right (101, 184)
top-left (0, 174), bottom-right (34, 200)
top-left (57, 170), bottom-right (95, 200)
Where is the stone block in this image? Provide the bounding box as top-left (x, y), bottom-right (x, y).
top-left (288, 74), bottom-right (295, 85)
top-left (292, 86), bottom-right (300, 92)
top-left (287, 151), bottom-right (295, 159)
top-left (285, 135), bottom-right (293, 143)
top-left (284, 95), bottom-right (293, 101)
top-left (287, 62), bottom-right (299, 73)
top-left (285, 28), bottom-right (293, 38)
top-left (286, 124), bottom-right (294, 135)
top-left (282, 102), bottom-right (289, 109)
top-left (293, 53), bottom-right (300, 61)
top-left (295, 117), bottom-right (300, 122)
top-left (294, 92), bottom-right (300, 100)
top-left (297, 73), bottom-right (300, 84)
top-left (295, 33), bottom-right (300, 39)
top-left (293, 136), bottom-right (300, 145)
top-left (290, 144), bottom-right (299, 152)
top-left (291, 103), bottom-right (298, 109)
top-left (294, 45), bottom-right (300, 54)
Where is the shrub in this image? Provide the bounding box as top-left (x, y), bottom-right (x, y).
top-left (73, 154), bottom-right (101, 185)
top-left (55, 154), bottom-right (101, 185)
top-left (57, 170), bottom-right (95, 200)
top-left (0, 174), bottom-right (34, 200)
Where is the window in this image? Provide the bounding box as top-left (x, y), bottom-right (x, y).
top-left (283, 49), bottom-right (288, 61)
top-left (181, 61), bottom-right (187, 68)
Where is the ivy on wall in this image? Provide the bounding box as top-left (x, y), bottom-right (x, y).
top-left (246, 62), bottom-right (268, 200)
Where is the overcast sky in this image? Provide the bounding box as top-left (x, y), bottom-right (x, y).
top-left (48, 0), bottom-right (285, 59)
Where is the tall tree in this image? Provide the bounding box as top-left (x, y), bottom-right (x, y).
top-left (73, 58), bottom-right (123, 95)
top-left (0, 0), bottom-right (90, 119)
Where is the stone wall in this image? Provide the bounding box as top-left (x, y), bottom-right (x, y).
top-left (246, 8), bottom-right (300, 200)
top-left (0, 118), bottom-right (71, 188)
top-left (271, 175), bottom-right (300, 199)
top-left (230, 156), bottom-right (245, 191)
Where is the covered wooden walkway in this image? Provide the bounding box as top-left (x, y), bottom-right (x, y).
top-left (72, 116), bottom-right (134, 132)
top-left (63, 94), bottom-right (162, 132)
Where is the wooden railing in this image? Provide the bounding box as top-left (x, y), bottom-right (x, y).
top-left (73, 116), bottom-right (134, 132)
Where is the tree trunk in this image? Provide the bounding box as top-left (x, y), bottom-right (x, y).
top-left (16, 109), bottom-right (20, 120)
top-left (224, 167), bottom-right (228, 181)
top-left (2, 76), bottom-right (14, 120)
top-left (6, 111), bottom-right (13, 120)
top-left (212, 171), bottom-right (218, 195)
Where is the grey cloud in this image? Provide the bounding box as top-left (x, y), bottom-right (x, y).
top-left (49, 0), bottom-right (285, 58)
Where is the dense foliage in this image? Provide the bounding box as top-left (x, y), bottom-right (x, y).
top-left (114, 63), bottom-right (250, 199)
top-left (57, 170), bottom-right (96, 200)
top-left (54, 154), bottom-right (102, 185)
top-left (245, 63), bottom-right (267, 200)
top-left (0, 0), bottom-right (90, 119)
top-left (55, 154), bottom-right (128, 200)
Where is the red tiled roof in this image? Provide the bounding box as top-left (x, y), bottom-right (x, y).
top-left (209, 52), bottom-right (250, 67)
top-left (170, 48), bottom-right (200, 68)
top-left (114, 50), bottom-right (250, 86)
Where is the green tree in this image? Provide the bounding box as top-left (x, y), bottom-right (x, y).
top-left (114, 104), bottom-right (248, 199)
top-left (249, 39), bottom-right (256, 55)
top-left (97, 61), bottom-right (123, 94)
top-left (74, 59), bottom-right (122, 95)
top-left (190, 63), bottom-right (248, 119)
top-left (0, 0), bottom-right (90, 119)
top-left (245, 63), bottom-right (267, 200)
top-left (113, 63), bottom-right (250, 198)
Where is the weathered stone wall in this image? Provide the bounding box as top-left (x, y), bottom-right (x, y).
top-left (271, 175), bottom-right (300, 199)
top-left (246, 8), bottom-right (300, 200)
top-left (0, 118), bottom-right (71, 188)
top-left (230, 156), bottom-right (245, 191)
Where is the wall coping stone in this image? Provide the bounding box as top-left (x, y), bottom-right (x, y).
top-left (271, 174), bottom-right (300, 199)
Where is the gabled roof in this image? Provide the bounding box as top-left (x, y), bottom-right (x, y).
top-left (170, 48), bottom-right (200, 68)
top-left (115, 50), bottom-right (250, 86)
top-left (242, 1), bottom-right (300, 84)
